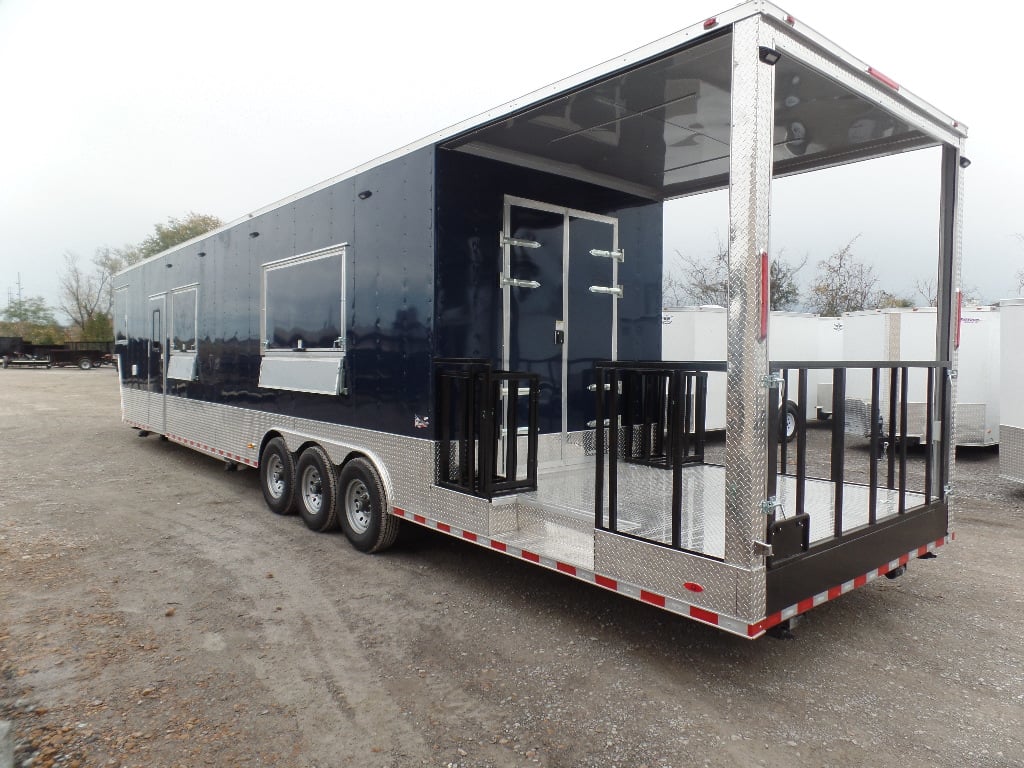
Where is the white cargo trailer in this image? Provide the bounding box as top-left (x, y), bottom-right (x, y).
top-left (662, 308), bottom-right (840, 437)
top-left (842, 307), bottom-right (999, 446)
top-left (999, 299), bottom-right (1024, 482)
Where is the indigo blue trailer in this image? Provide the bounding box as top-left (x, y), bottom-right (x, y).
top-left (114, 2), bottom-right (966, 637)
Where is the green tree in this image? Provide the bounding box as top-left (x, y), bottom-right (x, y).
top-left (0, 295), bottom-right (63, 343)
top-left (137, 212), bottom-right (223, 261)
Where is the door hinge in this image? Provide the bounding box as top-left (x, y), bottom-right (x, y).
top-left (753, 540), bottom-right (773, 557)
top-left (589, 285), bottom-right (623, 298)
top-left (587, 381), bottom-right (623, 393)
top-left (589, 248), bottom-right (625, 262)
top-left (761, 372), bottom-right (784, 388)
top-left (500, 234), bottom-right (541, 249)
top-left (947, 369), bottom-right (959, 381)
top-left (500, 276), bottom-right (541, 289)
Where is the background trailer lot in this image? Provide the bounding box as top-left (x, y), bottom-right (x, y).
top-left (2, 371), bottom-right (1023, 767)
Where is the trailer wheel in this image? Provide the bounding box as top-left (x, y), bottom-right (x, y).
top-left (77, 357), bottom-right (93, 370)
top-left (781, 401), bottom-right (799, 443)
top-left (260, 437), bottom-right (297, 515)
top-left (339, 457), bottom-right (399, 553)
top-left (296, 446), bottom-right (338, 532)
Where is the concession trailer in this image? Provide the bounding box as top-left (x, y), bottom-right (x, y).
top-left (114, 2), bottom-right (966, 637)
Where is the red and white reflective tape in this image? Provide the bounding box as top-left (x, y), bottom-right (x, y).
top-left (750, 533), bottom-right (953, 636)
top-left (392, 507), bottom-right (952, 639)
top-left (123, 419), bottom-right (257, 467)
top-left (392, 506), bottom-right (753, 637)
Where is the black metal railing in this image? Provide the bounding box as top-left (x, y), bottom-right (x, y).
top-left (436, 359), bottom-right (539, 499)
top-left (766, 360), bottom-right (950, 564)
top-left (593, 361), bottom-right (722, 551)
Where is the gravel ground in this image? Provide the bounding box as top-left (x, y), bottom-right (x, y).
top-left (1, 370), bottom-right (1022, 768)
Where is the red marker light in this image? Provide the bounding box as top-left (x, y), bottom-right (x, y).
top-left (785, 14), bottom-right (796, 25)
top-left (760, 251), bottom-right (769, 340)
top-left (868, 67), bottom-right (900, 91)
top-left (703, 17), bottom-right (718, 29)
top-left (683, 582), bottom-right (705, 593)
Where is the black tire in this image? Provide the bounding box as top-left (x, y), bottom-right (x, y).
top-left (77, 357), bottom-right (93, 370)
top-left (260, 437), bottom-right (297, 515)
top-left (338, 457), bottom-right (399, 553)
top-left (781, 400), bottom-right (799, 443)
top-left (296, 445), bottom-right (338, 532)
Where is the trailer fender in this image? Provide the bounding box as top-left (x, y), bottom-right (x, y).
top-left (269, 429), bottom-right (395, 512)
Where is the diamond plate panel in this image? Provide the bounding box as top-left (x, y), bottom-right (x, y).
top-left (594, 530), bottom-right (747, 621)
top-left (953, 403), bottom-right (986, 445)
top-left (999, 426), bottom-right (1024, 484)
top-left (724, 17), bottom-right (774, 601)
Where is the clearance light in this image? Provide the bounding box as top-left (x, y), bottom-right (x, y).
top-left (703, 17), bottom-right (718, 29)
top-left (683, 582), bottom-right (705, 593)
top-left (760, 251), bottom-right (769, 340)
top-left (868, 67), bottom-right (900, 91)
top-left (785, 14), bottom-right (796, 25)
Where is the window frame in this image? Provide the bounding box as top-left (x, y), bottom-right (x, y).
top-left (260, 243), bottom-right (348, 357)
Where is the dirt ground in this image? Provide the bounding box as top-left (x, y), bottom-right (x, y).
top-left (1, 370), bottom-right (1022, 768)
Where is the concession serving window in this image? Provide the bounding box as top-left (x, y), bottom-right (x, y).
top-left (258, 243), bottom-right (348, 396)
top-left (167, 284), bottom-right (199, 381)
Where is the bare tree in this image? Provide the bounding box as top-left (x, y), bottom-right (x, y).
top-left (806, 236), bottom-right (877, 316)
top-left (59, 251), bottom-right (111, 336)
top-left (664, 237), bottom-right (804, 310)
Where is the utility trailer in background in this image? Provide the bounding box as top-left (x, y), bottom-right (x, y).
top-left (1, 338), bottom-right (114, 369)
top-left (114, 3), bottom-right (965, 638)
top-left (842, 307), bottom-right (999, 446)
top-left (1000, 299), bottom-right (1024, 483)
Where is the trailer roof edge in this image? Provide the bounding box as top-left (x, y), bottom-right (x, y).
top-left (116, 1), bottom-right (967, 277)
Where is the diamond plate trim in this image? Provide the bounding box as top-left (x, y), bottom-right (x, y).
top-left (1000, 426), bottom-right (1024, 485)
top-left (724, 17), bottom-right (774, 598)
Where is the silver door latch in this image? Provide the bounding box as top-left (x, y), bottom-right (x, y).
top-left (500, 234), bottom-right (541, 249)
top-left (500, 276), bottom-right (541, 289)
top-left (589, 248), bottom-right (625, 262)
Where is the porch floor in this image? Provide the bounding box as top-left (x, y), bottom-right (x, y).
top-left (517, 460), bottom-right (924, 560)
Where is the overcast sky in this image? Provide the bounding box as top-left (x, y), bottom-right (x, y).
top-left (1, 0), bottom-right (1020, 318)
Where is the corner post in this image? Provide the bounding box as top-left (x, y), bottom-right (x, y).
top-left (725, 16), bottom-right (776, 617)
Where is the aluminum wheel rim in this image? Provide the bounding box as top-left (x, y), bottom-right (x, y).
top-left (345, 479), bottom-right (371, 534)
top-left (302, 465), bottom-right (324, 514)
top-left (266, 454), bottom-right (286, 499)
top-left (786, 411), bottom-right (797, 439)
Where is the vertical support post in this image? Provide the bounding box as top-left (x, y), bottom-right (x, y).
top-left (887, 368), bottom-right (898, 490)
top-left (796, 369), bottom-right (807, 517)
top-left (724, 17), bottom-right (776, 589)
top-left (594, 366), bottom-right (606, 529)
top-left (925, 367), bottom-right (934, 504)
top-left (608, 370), bottom-right (619, 532)
top-left (898, 366), bottom-right (909, 512)
top-left (869, 367), bottom-right (880, 524)
top-left (935, 144), bottom-right (964, 513)
top-left (831, 368), bottom-right (846, 538)
top-left (670, 370), bottom-right (684, 549)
